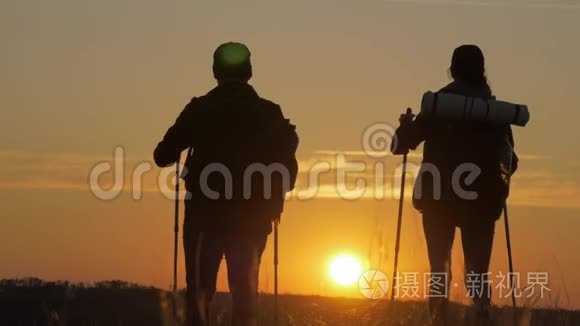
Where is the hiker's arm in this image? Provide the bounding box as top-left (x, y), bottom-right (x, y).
top-left (507, 127), bottom-right (519, 174)
top-left (391, 113), bottom-right (427, 155)
top-left (283, 120), bottom-right (299, 191)
top-left (153, 100), bottom-right (197, 167)
top-left (271, 105), bottom-right (299, 190)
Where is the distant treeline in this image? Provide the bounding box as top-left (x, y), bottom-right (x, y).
top-left (1, 277), bottom-right (153, 290)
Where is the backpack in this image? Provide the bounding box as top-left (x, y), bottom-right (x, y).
top-left (182, 91), bottom-right (298, 228)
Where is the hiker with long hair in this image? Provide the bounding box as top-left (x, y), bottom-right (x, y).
top-left (392, 45), bottom-right (518, 325)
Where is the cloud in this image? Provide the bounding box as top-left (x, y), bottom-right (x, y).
top-left (312, 149), bottom-right (551, 161)
top-left (1, 148), bottom-right (578, 208)
top-left (0, 180), bottom-right (87, 191)
top-left (0, 149), bottom-right (153, 194)
top-left (295, 149), bottom-right (580, 208)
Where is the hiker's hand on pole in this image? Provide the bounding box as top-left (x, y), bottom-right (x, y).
top-left (399, 107), bottom-right (415, 127)
top-left (391, 108), bottom-right (415, 155)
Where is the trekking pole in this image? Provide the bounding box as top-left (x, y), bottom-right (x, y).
top-left (391, 151), bottom-right (408, 301)
top-left (173, 157), bottom-right (180, 317)
top-left (504, 205), bottom-right (516, 309)
top-left (274, 218), bottom-right (280, 324)
top-left (391, 108), bottom-right (413, 302)
top-left (503, 141), bottom-right (517, 313)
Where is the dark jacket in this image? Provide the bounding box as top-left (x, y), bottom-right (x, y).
top-left (154, 83), bottom-right (298, 233)
top-left (393, 81), bottom-right (518, 220)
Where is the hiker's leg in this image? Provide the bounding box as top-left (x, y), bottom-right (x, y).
top-left (461, 218), bottom-right (495, 315)
top-left (183, 222), bottom-right (223, 326)
top-left (422, 213), bottom-right (455, 325)
top-left (224, 232), bottom-right (268, 326)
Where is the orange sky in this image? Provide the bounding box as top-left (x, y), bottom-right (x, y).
top-left (1, 0), bottom-right (580, 309)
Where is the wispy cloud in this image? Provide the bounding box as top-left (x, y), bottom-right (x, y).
top-left (1, 149), bottom-right (578, 208)
top-left (295, 149), bottom-right (580, 208)
top-left (313, 149), bottom-right (552, 161)
top-left (0, 149), bottom-right (152, 193)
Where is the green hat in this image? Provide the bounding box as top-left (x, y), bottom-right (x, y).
top-left (213, 42), bottom-right (252, 81)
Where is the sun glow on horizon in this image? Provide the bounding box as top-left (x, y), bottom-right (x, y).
top-left (328, 254), bottom-right (362, 286)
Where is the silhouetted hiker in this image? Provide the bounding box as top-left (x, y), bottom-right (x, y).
top-left (392, 45), bottom-right (518, 325)
top-left (154, 42), bottom-right (299, 326)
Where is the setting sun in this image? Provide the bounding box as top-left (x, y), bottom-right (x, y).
top-left (328, 254), bottom-right (362, 286)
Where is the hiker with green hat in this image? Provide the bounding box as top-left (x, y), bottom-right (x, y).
top-left (154, 42), bottom-right (299, 326)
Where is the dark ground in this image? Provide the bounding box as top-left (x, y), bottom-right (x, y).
top-left (1, 278), bottom-right (578, 326)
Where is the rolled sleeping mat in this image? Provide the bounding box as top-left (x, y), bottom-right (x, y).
top-left (421, 91), bottom-right (530, 127)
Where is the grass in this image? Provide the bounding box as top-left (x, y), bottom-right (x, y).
top-left (1, 278), bottom-right (579, 326)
